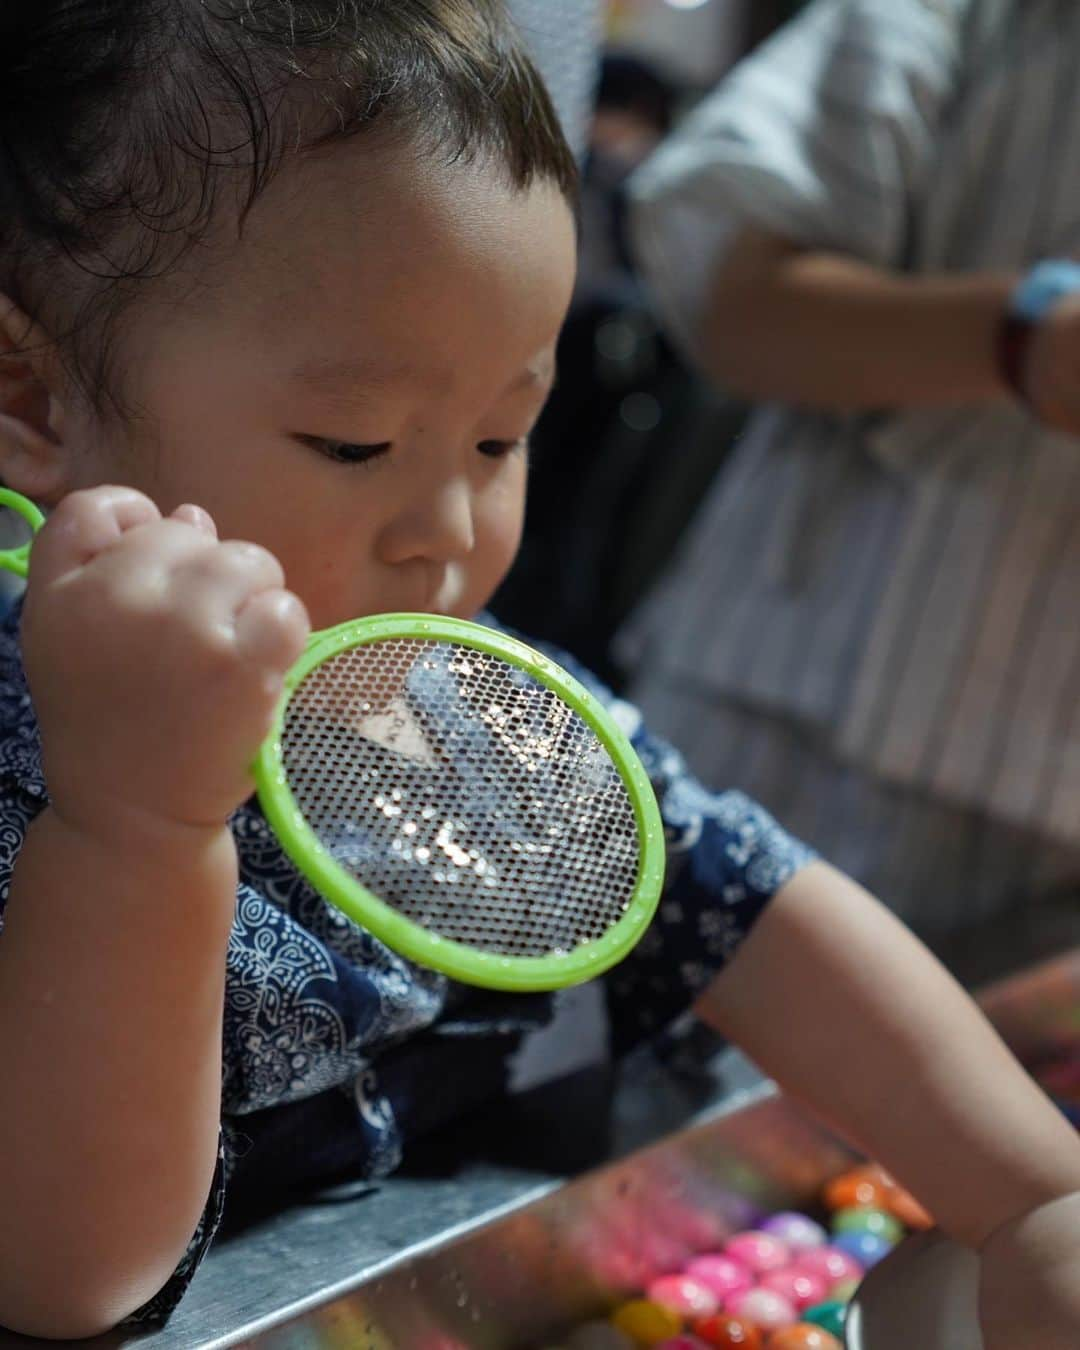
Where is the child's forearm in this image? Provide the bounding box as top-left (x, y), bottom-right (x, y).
top-left (699, 227), bottom-right (1016, 411)
top-left (0, 806), bottom-right (236, 1338)
top-left (695, 861), bottom-right (1080, 1250)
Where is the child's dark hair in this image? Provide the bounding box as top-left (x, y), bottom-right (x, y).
top-left (0, 0), bottom-right (578, 406)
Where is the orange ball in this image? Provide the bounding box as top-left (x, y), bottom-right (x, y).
top-left (822, 1168), bottom-right (888, 1212)
top-left (857, 1163), bottom-right (896, 1188)
top-left (827, 1163), bottom-right (934, 1230)
top-left (692, 1314), bottom-right (765, 1348)
top-left (766, 1327), bottom-right (843, 1350)
top-left (883, 1186), bottom-right (934, 1230)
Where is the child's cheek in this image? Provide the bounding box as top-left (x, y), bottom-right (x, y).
top-left (494, 473), bottom-right (528, 569)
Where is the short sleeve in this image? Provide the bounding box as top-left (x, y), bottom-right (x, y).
top-left (483, 621), bottom-right (817, 1053)
top-left (629, 0), bottom-right (973, 357)
top-left (604, 704), bottom-right (817, 1055)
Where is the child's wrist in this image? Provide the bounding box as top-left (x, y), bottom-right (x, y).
top-left (42, 794), bottom-right (239, 893)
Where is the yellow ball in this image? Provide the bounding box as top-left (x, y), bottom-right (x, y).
top-left (610, 1298), bottom-right (684, 1346)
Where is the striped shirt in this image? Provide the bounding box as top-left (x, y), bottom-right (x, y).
top-left (508, 0), bottom-right (605, 162)
top-left (624, 0), bottom-right (1080, 845)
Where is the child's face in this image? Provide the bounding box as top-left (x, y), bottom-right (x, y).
top-left (60, 139), bottom-right (577, 629)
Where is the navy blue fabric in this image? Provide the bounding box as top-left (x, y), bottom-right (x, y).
top-left (0, 602), bottom-right (814, 1323)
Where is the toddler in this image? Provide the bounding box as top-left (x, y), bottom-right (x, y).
top-left (0, 2), bottom-right (1077, 1344)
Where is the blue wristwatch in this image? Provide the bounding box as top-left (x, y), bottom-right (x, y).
top-left (1010, 260), bottom-right (1080, 319)
top-left (999, 260), bottom-right (1080, 400)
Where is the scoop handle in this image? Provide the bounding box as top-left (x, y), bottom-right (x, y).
top-left (0, 489), bottom-right (44, 578)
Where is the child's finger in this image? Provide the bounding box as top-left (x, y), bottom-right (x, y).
top-left (34, 485), bottom-right (161, 577)
top-left (170, 503), bottom-right (218, 536)
top-left (233, 588), bottom-right (310, 674)
top-left (174, 540), bottom-right (287, 621)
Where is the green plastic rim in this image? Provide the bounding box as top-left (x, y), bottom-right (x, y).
top-left (252, 613), bottom-right (666, 992)
top-left (0, 489), bottom-right (45, 579)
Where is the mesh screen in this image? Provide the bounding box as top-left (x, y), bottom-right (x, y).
top-left (280, 639), bottom-right (643, 959)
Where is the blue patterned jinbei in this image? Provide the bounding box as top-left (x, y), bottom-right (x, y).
top-left (0, 601), bottom-right (813, 1323)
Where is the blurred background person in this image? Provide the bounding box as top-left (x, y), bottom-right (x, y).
top-left (495, 34), bottom-right (744, 682)
top-left (578, 52), bottom-right (678, 301)
top-left (496, 2), bottom-right (808, 681)
top-left (616, 0), bottom-right (1080, 951)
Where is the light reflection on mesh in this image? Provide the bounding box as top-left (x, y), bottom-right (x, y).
top-left (280, 639), bottom-right (642, 959)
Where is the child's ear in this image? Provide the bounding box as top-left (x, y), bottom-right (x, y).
top-left (0, 294), bottom-right (76, 504)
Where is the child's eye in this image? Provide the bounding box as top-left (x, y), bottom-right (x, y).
top-left (304, 437), bottom-right (393, 466)
top-left (477, 438), bottom-right (526, 459)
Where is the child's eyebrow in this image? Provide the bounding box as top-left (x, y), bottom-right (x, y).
top-left (291, 357), bottom-right (556, 399)
top-left (290, 357), bottom-right (407, 396)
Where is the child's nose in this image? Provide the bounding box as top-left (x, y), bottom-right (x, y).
top-left (383, 477), bottom-right (476, 563)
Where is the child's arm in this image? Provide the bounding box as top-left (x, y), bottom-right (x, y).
top-left (696, 860), bottom-right (1080, 1349)
top-left (0, 809), bottom-right (235, 1338)
top-left (0, 487), bottom-right (309, 1339)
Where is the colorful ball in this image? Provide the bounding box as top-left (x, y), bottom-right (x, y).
top-left (765, 1327), bottom-right (843, 1349)
top-left (831, 1206), bottom-right (904, 1244)
top-left (647, 1275), bottom-right (720, 1320)
top-left (802, 1302), bottom-right (847, 1340)
top-left (758, 1268), bottom-right (828, 1313)
top-left (831, 1230), bottom-right (894, 1269)
top-left (725, 1289), bottom-right (797, 1331)
top-left (654, 1338), bottom-right (711, 1350)
top-left (567, 1323), bottom-right (637, 1350)
top-left (684, 1255), bottom-right (755, 1301)
top-left (610, 1299), bottom-right (684, 1346)
top-left (723, 1232), bottom-right (791, 1275)
top-left (759, 1214), bottom-right (828, 1253)
top-left (857, 1164), bottom-right (896, 1188)
top-left (828, 1279), bottom-right (860, 1305)
top-left (791, 1246), bottom-right (864, 1287)
top-left (882, 1186), bottom-right (934, 1231)
top-left (691, 1315), bottom-right (765, 1348)
top-left (823, 1170), bottom-right (888, 1213)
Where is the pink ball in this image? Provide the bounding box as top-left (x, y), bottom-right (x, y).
top-left (759, 1212), bottom-right (829, 1252)
top-left (758, 1266), bottom-right (829, 1312)
top-left (683, 1253), bottom-right (755, 1300)
top-left (726, 1287), bottom-right (798, 1330)
top-left (723, 1230), bottom-right (791, 1275)
top-left (646, 1274), bottom-right (719, 1319)
top-left (793, 1245), bottom-right (865, 1287)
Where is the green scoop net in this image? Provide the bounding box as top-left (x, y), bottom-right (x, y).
top-left (0, 490), bottom-right (666, 992)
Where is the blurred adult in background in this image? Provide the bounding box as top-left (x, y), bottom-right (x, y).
top-left (495, 50), bottom-right (741, 681)
top-left (619, 0), bottom-right (1080, 943)
top-left (578, 53), bottom-right (677, 298)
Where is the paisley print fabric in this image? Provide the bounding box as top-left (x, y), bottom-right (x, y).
top-left (0, 603), bottom-right (813, 1322)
